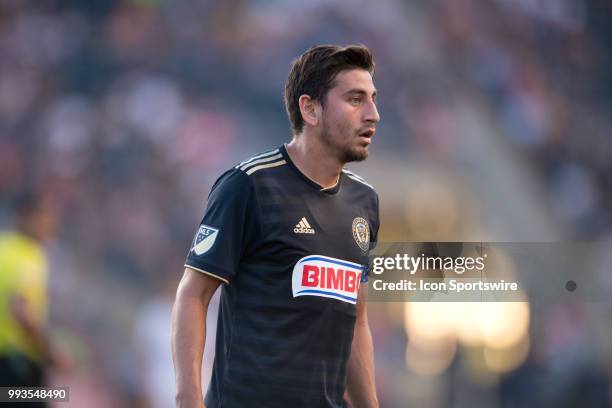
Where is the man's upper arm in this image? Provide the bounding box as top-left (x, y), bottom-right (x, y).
top-left (177, 267), bottom-right (222, 304)
top-left (355, 284), bottom-right (369, 325)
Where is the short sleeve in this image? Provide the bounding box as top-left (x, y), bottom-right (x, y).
top-left (185, 169), bottom-right (259, 284)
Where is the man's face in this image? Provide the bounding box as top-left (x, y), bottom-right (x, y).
top-left (319, 69), bottom-right (380, 163)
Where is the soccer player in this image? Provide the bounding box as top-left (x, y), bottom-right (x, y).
top-left (172, 44), bottom-right (381, 408)
top-left (0, 192), bottom-right (62, 406)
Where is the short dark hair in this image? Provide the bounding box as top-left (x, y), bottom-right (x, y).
top-left (284, 44), bottom-right (375, 135)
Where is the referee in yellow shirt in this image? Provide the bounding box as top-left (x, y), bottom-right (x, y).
top-left (0, 192), bottom-right (58, 398)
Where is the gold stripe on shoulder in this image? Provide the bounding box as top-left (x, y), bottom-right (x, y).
top-left (239, 153), bottom-right (283, 171)
top-left (184, 264), bottom-right (230, 285)
top-left (235, 149), bottom-right (280, 169)
top-left (245, 159), bottom-right (287, 175)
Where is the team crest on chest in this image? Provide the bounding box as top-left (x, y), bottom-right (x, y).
top-left (352, 217), bottom-right (370, 252)
top-left (191, 225), bottom-right (219, 255)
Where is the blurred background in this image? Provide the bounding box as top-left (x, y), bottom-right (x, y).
top-left (0, 0), bottom-right (611, 406)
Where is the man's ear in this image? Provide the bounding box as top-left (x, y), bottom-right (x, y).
top-left (299, 94), bottom-right (320, 127)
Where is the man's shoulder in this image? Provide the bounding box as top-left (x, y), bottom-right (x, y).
top-left (232, 147), bottom-right (287, 176)
top-left (0, 231), bottom-right (46, 277)
top-left (209, 147), bottom-right (287, 195)
top-left (0, 231), bottom-right (42, 257)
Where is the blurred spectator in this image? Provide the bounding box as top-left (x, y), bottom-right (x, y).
top-left (132, 273), bottom-right (220, 408)
top-left (0, 191), bottom-right (62, 397)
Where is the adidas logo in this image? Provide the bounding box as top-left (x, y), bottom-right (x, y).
top-left (294, 217), bottom-right (315, 234)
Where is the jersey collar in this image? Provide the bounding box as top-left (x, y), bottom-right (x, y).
top-left (280, 144), bottom-right (342, 195)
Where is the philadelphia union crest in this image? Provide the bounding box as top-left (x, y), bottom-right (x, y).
top-left (352, 217), bottom-right (370, 252)
top-left (191, 225), bottom-right (219, 256)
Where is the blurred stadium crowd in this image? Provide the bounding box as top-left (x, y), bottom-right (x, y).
top-left (1, 0), bottom-right (611, 407)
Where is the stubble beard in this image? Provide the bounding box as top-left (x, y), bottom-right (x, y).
top-left (321, 117), bottom-right (368, 164)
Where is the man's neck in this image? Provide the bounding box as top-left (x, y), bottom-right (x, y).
top-left (285, 133), bottom-right (343, 190)
top-left (17, 223), bottom-right (41, 243)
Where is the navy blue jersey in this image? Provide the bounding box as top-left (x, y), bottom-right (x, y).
top-left (185, 144), bottom-right (379, 408)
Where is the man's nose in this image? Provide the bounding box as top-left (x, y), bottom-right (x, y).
top-left (364, 100), bottom-right (380, 124)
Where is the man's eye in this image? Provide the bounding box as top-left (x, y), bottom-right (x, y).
top-left (351, 97), bottom-right (362, 104)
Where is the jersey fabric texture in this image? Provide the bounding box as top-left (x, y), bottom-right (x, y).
top-left (185, 144), bottom-right (379, 408)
